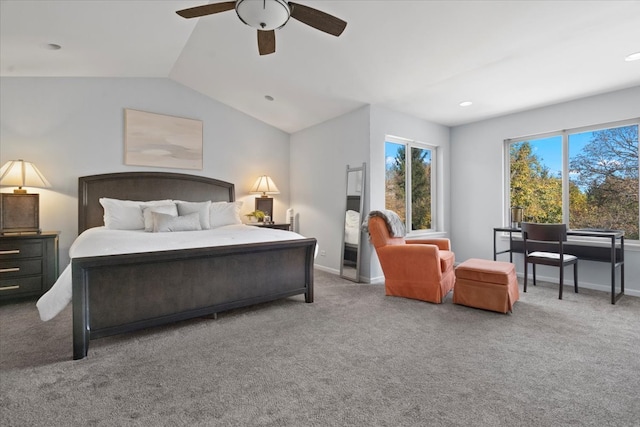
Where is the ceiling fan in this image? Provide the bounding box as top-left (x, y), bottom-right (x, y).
top-left (176, 0), bottom-right (347, 55)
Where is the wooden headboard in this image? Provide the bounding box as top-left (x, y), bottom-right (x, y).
top-left (78, 172), bottom-right (235, 233)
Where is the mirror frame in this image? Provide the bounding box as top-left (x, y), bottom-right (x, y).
top-left (340, 162), bottom-right (366, 282)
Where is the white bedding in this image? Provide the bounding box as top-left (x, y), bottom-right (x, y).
top-left (36, 224), bottom-right (314, 321)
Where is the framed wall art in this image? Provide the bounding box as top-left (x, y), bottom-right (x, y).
top-left (124, 109), bottom-right (203, 170)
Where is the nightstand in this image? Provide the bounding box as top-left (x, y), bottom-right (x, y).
top-left (0, 231), bottom-right (59, 302)
top-left (252, 223), bottom-right (291, 231)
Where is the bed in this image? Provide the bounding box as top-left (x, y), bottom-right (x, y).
top-left (40, 172), bottom-right (316, 360)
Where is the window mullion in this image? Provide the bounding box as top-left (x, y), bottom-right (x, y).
top-left (562, 131), bottom-right (570, 225)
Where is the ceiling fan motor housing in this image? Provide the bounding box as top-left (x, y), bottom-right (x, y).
top-left (236, 0), bottom-right (291, 30)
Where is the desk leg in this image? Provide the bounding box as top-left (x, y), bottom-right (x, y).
top-left (509, 231), bottom-right (513, 263)
top-left (611, 236), bottom-right (625, 305)
top-left (493, 231), bottom-right (497, 261)
top-left (611, 236), bottom-right (615, 304)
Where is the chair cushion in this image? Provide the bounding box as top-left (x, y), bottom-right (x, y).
top-left (529, 251), bottom-right (577, 262)
top-left (455, 258), bottom-right (515, 285)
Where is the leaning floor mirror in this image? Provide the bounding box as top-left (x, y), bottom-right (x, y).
top-left (340, 163), bottom-right (366, 282)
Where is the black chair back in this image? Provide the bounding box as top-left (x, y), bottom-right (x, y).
top-left (521, 222), bottom-right (567, 243)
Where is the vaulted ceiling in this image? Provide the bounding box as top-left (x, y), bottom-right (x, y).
top-left (2, 0), bottom-right (639, 133)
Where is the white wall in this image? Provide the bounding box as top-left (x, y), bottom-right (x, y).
top-left (0, 77), bottom-right (291, 269)
top-left (290, 106), bottom-right (370, 275)
top-left (450, 86), bottom-right (640, 296)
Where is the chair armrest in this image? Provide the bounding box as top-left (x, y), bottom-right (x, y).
top-left (406, 238), bottom-right (451, 251)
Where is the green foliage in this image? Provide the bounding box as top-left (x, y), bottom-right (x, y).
top-left (245, 210), bottom-right (265, 220)
top-left (510, 141), bottom-right (562, 223)
top-left (386, 145), bottom-right (432, 230)
top-left (511, 125), bottom-right (639, 240)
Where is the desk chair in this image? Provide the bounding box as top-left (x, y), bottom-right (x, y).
top-left (521, 222), bottom-right (578, 299)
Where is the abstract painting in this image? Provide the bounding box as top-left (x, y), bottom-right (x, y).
top-left (124, 109), bottom-right (203, 170)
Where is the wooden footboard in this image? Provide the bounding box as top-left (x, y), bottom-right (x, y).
top-left (72, 238), bottom-right (316, 360)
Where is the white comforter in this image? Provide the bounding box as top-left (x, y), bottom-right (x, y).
top-left (36, 224), bottom-right (313, 321)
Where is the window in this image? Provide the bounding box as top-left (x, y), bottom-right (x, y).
top-left (507, 120), bottom-right (639, 240)
top-left (385, 137), bottom-right (436, 232)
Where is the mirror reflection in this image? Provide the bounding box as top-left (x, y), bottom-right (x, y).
top-left (340, 163), bottom-right (366, 282)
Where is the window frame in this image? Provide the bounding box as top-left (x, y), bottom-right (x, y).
top-left (385, 135), bottom-right (438, 233)
top-left (504, 118), bottom-right (640, 241)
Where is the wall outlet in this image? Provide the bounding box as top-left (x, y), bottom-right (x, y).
top-left (320, 250), bottom-right (326, 256)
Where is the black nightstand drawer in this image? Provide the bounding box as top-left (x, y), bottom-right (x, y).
top-left (0, 232), bottom-right (59, 302)
top-left (0, 259), bottom-right (43, 277)
top-left (0, 276), bottom-right (42, 296)
top-left (0, 240), bottom-right (43, 259)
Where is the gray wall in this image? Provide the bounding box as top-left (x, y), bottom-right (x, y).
top-left (290, 106), bottom-right (370, 275)
top-left (451, 86), bottom-right (640, 296)
top-left (0, 77), bottom-right (291, 268)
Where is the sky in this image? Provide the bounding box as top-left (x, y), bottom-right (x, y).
top-left (525, 132), bottom-right (592, 177)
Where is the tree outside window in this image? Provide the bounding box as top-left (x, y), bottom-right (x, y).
top-left (508, 122), bottom-right (639, 240)
top-left (385, 139), bottom-right (434, 231)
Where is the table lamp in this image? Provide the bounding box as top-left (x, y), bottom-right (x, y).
top-left (0, 160), bottom-right (51, 233)
top-left (250, 175), bottom-right (279, 221)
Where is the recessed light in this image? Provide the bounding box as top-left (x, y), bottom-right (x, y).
top-left (459, 101), bottom-right (473, 107)
top-left (624, 51), bottom-right (640, 62)
top-left (45, 43), bottom-right (62, 50)
top-left (265, 95), bottom-right (274, 101)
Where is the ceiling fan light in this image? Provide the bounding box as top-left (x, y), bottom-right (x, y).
top-left (236, 0), bottom-right (290, 31)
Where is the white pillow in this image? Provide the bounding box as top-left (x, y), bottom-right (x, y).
top-left (176, 201), bottom-right (211, 230)
top-left (142, 203), bottom-right (178, 232)
top-left (209, 201), bottom-right (243, 228)
top-left (152, 212), bottom-right (202, 232)
top-left (99, 198), bottom-right (172, 230)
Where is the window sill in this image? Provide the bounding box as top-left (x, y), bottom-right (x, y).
top-left (406, 230), bottom-right (448, 240)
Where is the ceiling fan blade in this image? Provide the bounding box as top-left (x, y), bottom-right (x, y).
top-left (258, 30), bottom-right (276, 55)
top-left (289, 2), bottom-right (346, 37)
top-left (176, 1), bottom-right (236, 19)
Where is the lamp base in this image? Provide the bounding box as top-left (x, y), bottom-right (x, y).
top-left (255, 197), bottom-right (274, 218)
top-left (13, 188), bottom-right (27, 194)
top-left (0, 193), bottom-right (40, 233)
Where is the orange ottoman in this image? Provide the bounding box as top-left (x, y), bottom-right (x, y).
top-left (454, 258), bottom-right (519, 313)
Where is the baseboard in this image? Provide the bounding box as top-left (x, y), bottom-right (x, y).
top-left (314, 264), bottom-right (339, 275)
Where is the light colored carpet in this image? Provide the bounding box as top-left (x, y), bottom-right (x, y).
top-left (1, 270), bottom-right (639, 427)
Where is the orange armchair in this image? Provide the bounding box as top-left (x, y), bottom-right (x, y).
top-left (368, 216), bottom-right (455, 304)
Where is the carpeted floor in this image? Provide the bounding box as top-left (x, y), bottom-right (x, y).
top-left (1, 270), bottom-right (639, 427)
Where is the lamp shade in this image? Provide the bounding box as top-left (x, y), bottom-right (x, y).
top-left (0, 160), bottom-right (51, 192)
top-left (250, 175), bottom-right (280, 196)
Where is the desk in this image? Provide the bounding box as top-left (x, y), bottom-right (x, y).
top-left (493, 227), bottom-right (624, 304)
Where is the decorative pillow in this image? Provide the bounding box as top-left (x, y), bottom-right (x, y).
top-left (176, 201), bottom-right (212, 230)
top-left (142, 203), bottom-right (178, 232)
top-left (209, 201), bottom-right (243, 228)
top-left (100, 198), bottom-right (172, 230)
top-left (152, 212), bottom-right (202, 233)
